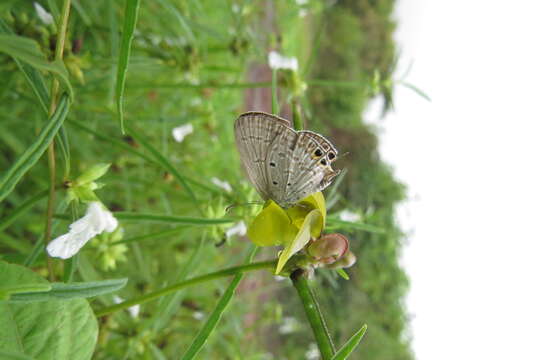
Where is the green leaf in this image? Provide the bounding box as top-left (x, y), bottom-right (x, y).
top-left (116, 0), bottom-right (141, 133)
top-left (75, 163), bottom-right (111, 185)
top-left (401, 81), bottom-right (432, 102)
top-left (331, 325), bottom-right (368, 360)
top-left (0, 93), bottom-right (70, 202)
top-left (276, 209), bottom-right (322, 274)
top-left (247, 200), bottom-right (296, 246)
top-left (0, 262), bottom-right (50, 300)
top-left (0, 299), bottom-right (98, 359)
top-left (0, 262), bottom-right (98, 359)
top-left (336, 268), bottom-right (350, 280)
top-left (181, 246), bottom-right (258, 360)
top-left (0, 350), bottom-right (36, 360)
top-left (0, 35), bottom-right (73, 99)
top-left (10, 278), bottom-right (128, 302)
top-left (114, 212), bottom-right (235, 225)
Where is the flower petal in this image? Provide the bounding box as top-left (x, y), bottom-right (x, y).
top-left (275, 209), bottom-right (322, 274)
top-left (172, 123), bottom-right (194, 143)
top-left (268, 51), bottom-right (299, 71)
top-left (46, 202), bottom-right (118, 259)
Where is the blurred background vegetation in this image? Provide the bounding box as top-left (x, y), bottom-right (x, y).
top-left (0, 0), bottom-right (412, 359)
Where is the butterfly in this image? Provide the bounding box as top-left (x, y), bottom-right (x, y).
top-left (234, 111), bottom-right (340, 209)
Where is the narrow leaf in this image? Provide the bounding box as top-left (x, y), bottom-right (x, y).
top-left (114, 212), bottom-right (234, 225)
top-left (10, 278), bottom-right (128, 302)
top-left (331, 325), bottom-right (368, 360)
top-left (401, 81), bottom-right (432, 102)
top-left (0, 94), bottom-right (70, 202)
top-left (116, 0), bottom-right (141, 132)
top-left (0, 19), bottom-right (50, 113)
top-left (181, 247), bottom-right (258, 360)
top-left (0, 35), bottom-right (73, 99)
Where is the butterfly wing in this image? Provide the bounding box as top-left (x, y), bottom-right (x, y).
top-left (234, 112), bottom-right (292, 201)
top-left (265, 124), bottom-right (298, 207)
top-left (281, 130), bottom-right (340, 208)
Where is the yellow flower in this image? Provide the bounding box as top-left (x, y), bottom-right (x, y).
top-left (246, 192), bottom-right (326, 274)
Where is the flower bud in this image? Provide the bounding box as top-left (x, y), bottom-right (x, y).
top-left (307, 233), bottom-right (349, 264)
top-left (327, 250), bottom-right (357, 269)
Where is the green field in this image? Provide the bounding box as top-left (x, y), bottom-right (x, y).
top-left (0, 1), bottom-right (412, 359)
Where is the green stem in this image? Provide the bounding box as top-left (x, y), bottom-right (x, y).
top-left (45, 0), bottom-right (71, 281)
top-left (291, 269), bottom-right (336, 359)
top-left (95, 260), bottom-right (275, 317)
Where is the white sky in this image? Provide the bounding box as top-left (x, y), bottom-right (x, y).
top-left (370, 1), bottom-right (541, 359)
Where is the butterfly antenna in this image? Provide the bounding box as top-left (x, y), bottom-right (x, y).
top-left (336, 151), bottom-right (350, 161)
top-left (225, 202), bottom-right (264, 213)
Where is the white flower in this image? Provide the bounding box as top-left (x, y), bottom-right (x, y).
top-left (268, 51), bottom-right (299, 71)
top-left (299, 9), bottom-right (308, 18)
top-left (339, 209), bottom-right (361, 222)
top-left (113, 295), bottom-right (140, 318)
top-left (279, 316), bottom-right (299, 334)
top-left (193, 311), bottom-right (205, 320)
top-left (225, 221), bottom-right (246, 239)
top-left (211, 177), bottom-right (232, 193)
top-left (33, 2), bottom-right (53, 25)
top-left (305, 342), bottom-right (320, 360)
top-left (47, 202), bottom-right (118, 259)
top-left (172, 123), bottom-right (194, 143)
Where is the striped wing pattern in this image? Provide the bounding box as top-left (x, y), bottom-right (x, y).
top-left (234, 112), bottom-right (339, 208)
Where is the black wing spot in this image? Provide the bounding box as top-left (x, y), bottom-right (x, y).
top-left (328, 152), bottom-right (336, 160)
top-left (272, 181), bottom-right (278, 185)
top-left (270, 162), bottom-right (276, 167)
top-left (314, 149), bottom-right (323, 157)
top-left (320, 159), bottom-right (327, 166)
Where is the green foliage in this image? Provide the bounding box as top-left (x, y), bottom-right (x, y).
top-left (0, 0), bottom-right (412, 359)
top-left (0, 262), bottom-right (98, 359)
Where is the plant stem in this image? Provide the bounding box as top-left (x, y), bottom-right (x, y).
top-left (291, 269), bottom-right (336, 359)
top-left (95, 259), bottom-right (275, 317)
top-left (45, 0), bottom-right (71, 281)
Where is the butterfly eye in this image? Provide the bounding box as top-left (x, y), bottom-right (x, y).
top-left (314, 149), bottom-right (323, 157)
top-left (328, 152), bottom-right (335, 160)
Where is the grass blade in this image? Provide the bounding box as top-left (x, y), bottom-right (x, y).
top-left (10, 278), bottom-right (128, 302)
top-left (95, 258), bottom-right (273, 317)
top-left (112, 226), bottom-right (187, 245)
top-left (181, 246), bottom-right (258, 360)
top-left (331, 325), bottom-right (368, 360)
top-left (116, 0), bottom-right (141, 133)
top-left (114, 212), bottom-right (234, 225)
top-left (0, 94), bottom-right (70, 202)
